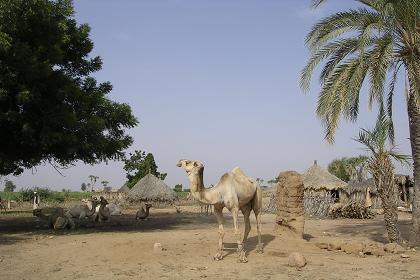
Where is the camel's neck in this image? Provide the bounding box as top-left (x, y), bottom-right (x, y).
top-left (188, 168), bottom-right (221, 205)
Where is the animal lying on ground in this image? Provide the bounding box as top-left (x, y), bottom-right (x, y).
top-left (94, 203), bottom-right (122, 216)
top-left (66, 198), bottom-right (99, 220)
top-left (136, 202), bottom-right (152, 220)
top-left (33, 207), bottom-right (75, 229)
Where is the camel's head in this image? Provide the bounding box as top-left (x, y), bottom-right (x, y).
top-left (176, 159), bottom-right (204, 175)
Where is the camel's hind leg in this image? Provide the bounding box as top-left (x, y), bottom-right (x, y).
top-left (252, 187), bottom-right (263, 253)
top-left (213, 205), bottom-right (225, 261)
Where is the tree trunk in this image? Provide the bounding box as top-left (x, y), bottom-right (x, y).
top-left (408, 91), bottom-right (420, 245)
top-left (371, 155), bottom-right (401, 243)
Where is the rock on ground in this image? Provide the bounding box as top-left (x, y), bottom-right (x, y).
top-left (341, 242), bottom-right (365, 255)
top-left (288, 252), bottom-right (307, 268)
top-left (384, 243), bottom-right (405, 254)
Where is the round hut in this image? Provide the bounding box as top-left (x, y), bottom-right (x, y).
top-left (344, 178), bottom-right (381, 209)
top-left (127, 174), bottom-right (178, 205)
top-left (118, 183), bottom-right (130, 193)
top-left (302, 160), bottom-right (348, 216)
top-left (303, 160), bottom-right (348, 201)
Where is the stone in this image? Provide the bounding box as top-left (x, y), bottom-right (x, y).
top-left (363, 242), bottom-right (385, 256)
top-left (315, 242), bottom-right (328, 249)
top-left (400, 254), bottom-right (410, 258)
top-left (153, 242), bottom-right (163, 253)
top-left (384, 243), bottom-right (405, 254)
top-left (342, 242), bottom-right (365, 254)
top-left (328, 240), bottom-right (342, 251)
top-left (288, 252), bottom-right (307, 268)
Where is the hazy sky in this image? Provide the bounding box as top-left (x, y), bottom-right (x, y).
top-left (6, 0), bottom-right (413, 191)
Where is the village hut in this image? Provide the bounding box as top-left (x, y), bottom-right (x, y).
top-left (302, 161), bottom-right (348, 216)
top-left (302, 160), bottom-right (348, 202)
top-left (344, 178), bottom-right (382, 209)
top-left (127, 173), bottom-right (178, 204)
top-left (118, 183), bottom-right (130, 193)
top-left (394, 174), bottom-right (413, 207)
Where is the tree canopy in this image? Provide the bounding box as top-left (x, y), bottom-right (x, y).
top-left (123, 150), bottom-right (167, 189)
top-left (4, 179), bottom-right (16, 192)
top-left (0, 0), bottom-right (138, 175)
top-left (328, 155), bottom-right (368, 182)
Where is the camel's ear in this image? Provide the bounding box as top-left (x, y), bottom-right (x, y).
top-left (193, 161), bottom-right (200, 167)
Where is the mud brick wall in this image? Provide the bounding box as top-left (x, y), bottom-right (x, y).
top-left (276, 171), bottom-right (305, 238)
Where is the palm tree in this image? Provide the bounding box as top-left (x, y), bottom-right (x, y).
top-left (301, 0), bottom-right (420, 245)
top-left (355, 114), bottom-right (409, 243)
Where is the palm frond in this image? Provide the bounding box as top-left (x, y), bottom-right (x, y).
top-left (306, 9), bottom-right (381, 50)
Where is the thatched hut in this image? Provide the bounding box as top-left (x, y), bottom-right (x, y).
top-left (302, 160), bottom-right (348, 202)
top-left (118, 183), bottom-right (130, 193)
top-left (127, 174), bottom-right (178, 204)
top-left (344, 178), bottom-right (381, 209)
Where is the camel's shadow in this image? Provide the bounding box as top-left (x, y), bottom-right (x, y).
top-left (221, 233), bottom-right (275, 258)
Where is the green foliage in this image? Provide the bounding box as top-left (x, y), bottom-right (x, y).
top-left (0, 0), bottom-right (138, 176)
top-left (3, 179), bottom-right (16, 192)
top-left (301, 0), bottom-right (420, 143)
top-left (328, 155), bottom-right (368, 182)
top-left (123, 150), bottom-right (167, 189)
top-left (354, 114), bottom-right (411, 165)
top-left (174, 184), bottom-right (183, 192)
top-left (0, 189), bottom-right (91, 202)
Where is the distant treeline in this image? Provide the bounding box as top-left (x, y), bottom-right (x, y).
top-left (0, 188), bottom-right (91, 203)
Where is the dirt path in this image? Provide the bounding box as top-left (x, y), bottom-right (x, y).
top-left (0, 209), bottom-right (419, 280)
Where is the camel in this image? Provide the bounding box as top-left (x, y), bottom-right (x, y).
top-left (177, 159), bottom-right (263, 263)
top-left (33, 207), bottom-right (75, 229)
top-left (136, 202), bottom-right (152, 220)
top-left (66, 198), bottom-right (99, 220)
top-left (94, 196), bottom-right (110, 222)
top-left (94, 203), bottom-right (122, 217)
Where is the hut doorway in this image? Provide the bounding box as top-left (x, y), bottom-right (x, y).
top-left (329, 190), bottom-right (340, 202)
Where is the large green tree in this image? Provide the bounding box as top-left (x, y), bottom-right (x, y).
top-left (0, 0), bottom-right (138, 176)
top-left (301, 0), bottom-right (420, 245)
top-left (123, 150), bottom-right (167, 189)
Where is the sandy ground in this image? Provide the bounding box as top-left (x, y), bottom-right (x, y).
top-left (0, 208), bottom-right (419, 280)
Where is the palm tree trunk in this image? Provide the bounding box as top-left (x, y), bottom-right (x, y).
top-left (371, 156), bottom-right (401, 243)
top-left (405, 59), bottom-right (420, 245)
top-left (408, 91), bottom-right (420, 245)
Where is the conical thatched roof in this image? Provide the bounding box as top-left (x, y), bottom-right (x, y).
top-left (118, 183), bottom-right (130, 193)
top-left (127, 174), bottom-right (178, 202)
top-left (346, 178), bottom-right (377, 194)
top-left (303, 160), bottom-right (347, 191)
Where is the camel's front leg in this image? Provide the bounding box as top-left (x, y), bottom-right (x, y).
top-left (214, 205), bottom-right (225, 261)
top-left (241, 205), bottom-right (251, 245)
top-left (232, 207), bottom-right (247, 263)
